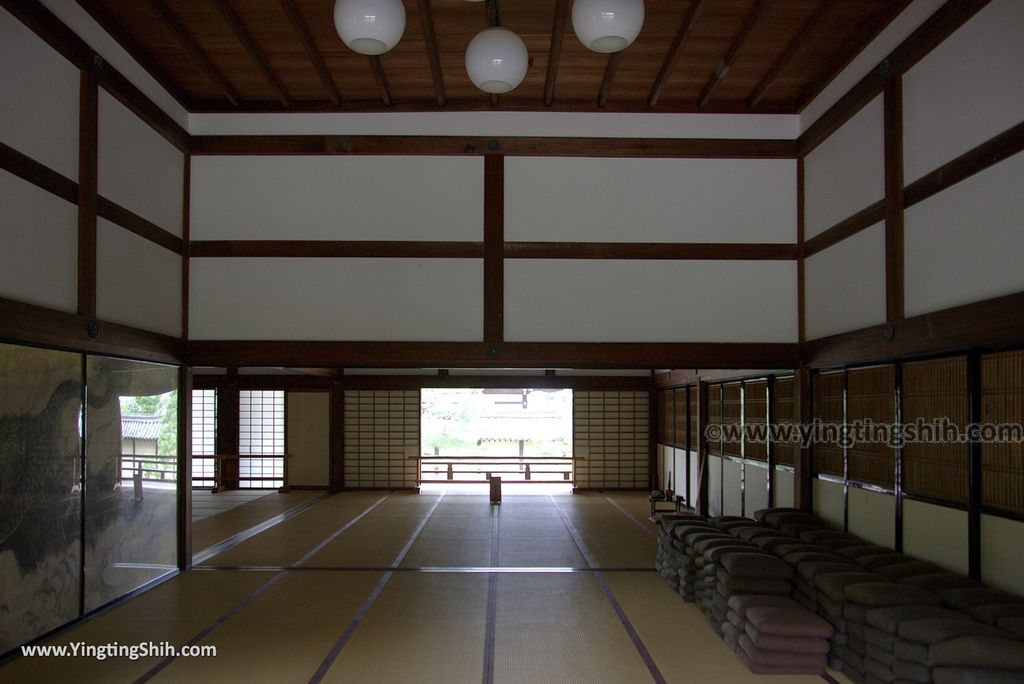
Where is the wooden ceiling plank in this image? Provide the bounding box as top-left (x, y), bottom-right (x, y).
top-left (212, 0), bottom-right (292, 107)
top-left (417, 0), bottom-right (446, 106)
top-left (368, 55), bottom-right (392, 106)
top-left (697, 0), bottom-right (772, 109)
top-left (747, 0), bottom-right (836, 110)
top-left (74, 0), bottom-right (192, 108)
top-left (648, 0), bottom-right (706, 108)
top-left (148, 0), bottom-right (240, 107)
top-left (279, 0), bottom-right (341, 105)
top-left (597, 52), bottom-right (621, 108)
top-left (543, 0), bottom-right (570, 107)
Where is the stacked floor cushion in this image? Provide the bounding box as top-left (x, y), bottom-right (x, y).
top-left (722, 595), bottom-right (833, 675)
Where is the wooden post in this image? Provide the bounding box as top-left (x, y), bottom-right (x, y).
top-left (794, 368), bottom-right (813, 512)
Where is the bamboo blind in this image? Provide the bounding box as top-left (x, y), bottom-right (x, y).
top-left (847, 365), bottom-right (896, 487)
top-left (902, 356), bottom-right (969, 503)
top-left (708, 384), bottom-right (723, 455)
top-left (658, 389), bottom-right (673, 445)
top-left (981, 350), bottom-right (1024, 514)
top-left (772, 376), bottom-right (796, 467)
top-left (722, 382), bottom-right (742, 457)
top-left (744, 379), bottom-right (768, 461)
top-left (687, 386), bottom-right (698, 451)
top-left (813, 371), bottom-right (845, 475)
top-left (673, 388), bottom-right (687, 448)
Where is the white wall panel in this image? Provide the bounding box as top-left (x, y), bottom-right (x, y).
top-left (813, 479), bottom-right (844, 529)
top-left (708, 455), bottom-right (723, 517)
top-left (286, 392), bottom-right (329, 487)
top-left (774, 468), bottom-right (795, 509)
top-left (722, 459), bottom-right (742, 517)
top-left (190, 156), bottom-right (483, 241)
top-left (903, 499), bottom-right (968, 574)
top-left (804, 96), bottom-right (884, 238)
top-left (744, 464), bottom-right (769, 517)
top-left (506, 158), bottom-right (796, 243)
top-left (981, 514), bottom-right (1024, 596)
top-left (805, 222), bottom-right (886, 339)
top-left (689, 450), bottom-right (700, 509)
top-left (98, 91), bottom-right (184, 235)
top-left (903, 0), bottom-right (1024, 182)
top-left (0, 170), bottom-right (78, 313)
top-left (505, 260), bottom-right (797, 343)
top-left (0, 8), bottom-right (79, 180)
top-left (905, 152), bottom-right (1024, 317)
top-left (847, 488), bottom-right (896, 548)
top-left (97, 219), bottom-right (181, 336)
top-left (189, 258), bottom-right (482, 341)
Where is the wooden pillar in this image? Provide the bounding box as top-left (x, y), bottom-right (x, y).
top-left (966, 351), bottom-right (982, 580)
top-left (696, 381), bottom-right (709, 516)
top-left (794, 368), bottom-right (813, 512)
top-left (177, 366), bottom-right (192, 569)
top-left (78, 68), bottom-right (98, 319)
top-left (329, 383), bottom-right (346, 493)
top-left (216, 376), bottom-right (240, 490)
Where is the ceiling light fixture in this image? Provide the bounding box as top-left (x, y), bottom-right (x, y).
top-left (572, 0), bottom-right (644, 53)
top-left (333, 0), bottom-right (406, 56)
top-left (465, 0), bottom-right (528, 94)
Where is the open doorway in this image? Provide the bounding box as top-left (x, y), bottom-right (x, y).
top-left (420, 388), bottom-right (573, 494)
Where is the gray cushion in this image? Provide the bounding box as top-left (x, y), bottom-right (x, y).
top-left (692, 536), bottom-right (745, 555)
top-left (996, 616), bottom-right (1024, 639)
top-left (845, 582), bottom-right (943, 609)
top-left (898, 618), bottom-right (1011, 645)
top-left (734, 526), bottom-right (780, 541)
top-left (684, 531), bottom-right (733, 549)
top-left (774, 542), bottom-right (826, 556)
top-left (800, 528), bottom-right (855, 543)
top-left (857, 553), bottom-right (918, 571)
top-left (894, 638), bottom-right (930, 665)
top-left (965, 602), bottom-right (1024, 625)
top-left (754, 507), bottom-right (802, 523)
top-left (930, 635), bottom-right (1024, 669)
top-left (784, 551), bottom-right (845, 566)
top-left (720, 552), bottom-right (793, 579)
top-left (892, 657), bottom-right (931, 683)
top-left (703, 544), bottom-right (762, 564)
top-left (745, 622), bottom-right (830, 654)
top-left (864, 626), bottom-right (898, 652)
top-left (798, 561), bottom-right (861, 583)
top-left (899, 573), bottom-right (981, 593)
top-left (727, 593), bottom-right (799, 617)
top-left (933, 667), bottom-right (1024, 684)
top-left (716, 575), bottom-right (791, 596)
top-left (941, 587), bottom-right (1024, 610)
top-left (838, 545), bottom-right (895, 559)
top-left (745, 606), bottom-right (834, 638)
top-left (876, 561), bottom-right (942, 579)
top-left (763, 510), bottom-right (822, 528)
top-left (780, 522), bottom-right (827, 537)
top-left (751, 535), bottom-right (796, 551)
top-left (815, 572), bottom-right (888, 602)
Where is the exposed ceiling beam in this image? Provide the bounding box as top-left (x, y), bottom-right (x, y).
top-left (278, 0), bottom-right (341, 105)
top-left (747, 0), bottom-right (836, 110)
top-left (368, 55), bottom-right (392, 106)
top-left (697, 0), bottom-right (772, 109)
top-left (543, 0), bottom-right (570, 106)
top-left (417, 0), bottom-right (446, 106)
top-left (648, 0), bottom-right (706, 108)
top-left (212, 0), bottom-right (291, 107)
top-left (147, 0), bottom-right (240, 107)
top-left (597, 52), bottom-right (621, 108)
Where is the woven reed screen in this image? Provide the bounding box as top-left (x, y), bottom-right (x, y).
top-left (744, 380), bottom-right (768, 461)
top-left (722, 382), bottom-right (742, 457)
top-left (772, 376), bottom-right (796, 467)
top-left (658, 389), bottom-right (673, 445)
top-left (707, 384), bottom-right (723, 455)
top-left (847, 365), bottom-right (896, 487)
top-left (687, 386), bottom-right (698, 451)
top-left (673, 388), bottom-right (687, 448)
top-left (813, 371), bottom-right (845, 475)
top-left (981, 350), bottom-right (1024, 514)
top-left (902, 356), bottom-right (968, 503)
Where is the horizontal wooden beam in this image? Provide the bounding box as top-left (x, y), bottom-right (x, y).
top-left (802, 290), bottom-right (1024, 369)
top-left (0, 140), bottom-right (79, 203)
top-left (190, 135), bottom-right (797, 158)
top-left (0, 296), bottom-right (183, 364)
top-left (803, 200), bottom-right (885, 257)
top-left (654, 368), bottom-right (790, 387)
top-left (97, 196), bottom-right (184, 254)
top-left (505, 242), bottom-right (797, 260)
top-left (190, 241), bottom-right (482, 259)
top-left (187, 341), bottom-right (801, 370)
top-left (798, 0), bottom-right (990, 158)
top-left (193, 374), bottom-right (653, 392)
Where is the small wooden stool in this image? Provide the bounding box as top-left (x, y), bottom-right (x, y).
top-left (489, 476), bottom-right (502, 504)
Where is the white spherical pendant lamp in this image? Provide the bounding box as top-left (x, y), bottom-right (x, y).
top-left (333, 0), bottom-right (406, 56)
top-left (572, 0), bottom-right (644, 53)
top-left (465, 27), bottom-right (528, 94)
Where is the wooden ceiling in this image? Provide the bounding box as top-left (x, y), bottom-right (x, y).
top-left (78, 0), bottom-right (910, 114)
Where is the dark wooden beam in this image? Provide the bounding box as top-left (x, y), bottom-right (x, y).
top-left (802, 290), bottom-right (1024, 369)
top-left (148, 0), bottom-right (240, 107)
top-left (78, 69), bottom-right (98, 319)
top-left (597, 53), bottom-right (621, 108)
top-left (504, 242), bottom-right (798, 260)
top-left (797, 157), bottom-right (806, 342)
top-left (197, 374), bottom-right (653, 392)
top-left (181, 155), bottom-right (191, 340)
top-left (648, 0), bottom-right (705, 108)
top-left (0, 140), bottom-right (78, 204)
top-left (417, 0), bottom-right (445, 106)
top-left (186, 341), bottom-right (801, 370)
top-left (279, 0), bottom-right (341, 105)
top-left (794, 367), bottom-right (813, 512)
top-left (212, 0), bottom-right (291, 107)
top-left (329, 384), bottom-right (345, 492)
top-left (177, 365), bottom-right (192, 569)
top-left (368, 56), bottom-right (392, 106)
top-left (214, 380), bottom-right (240, 489)
top-left (904, 120), bottom-right (1024, 209)
top-left (97, 196), bottom-right (184, 254)
top-left (190, 135), bottom-right (797, 159)
top-left (798, 0), bottom-right (990, 157)
top-left (543, 0), bottom-right (570, 106)
top-left (803, 200), bottom-right (885, 257)
top-left (0, 296), bottom-right (183, 364)
top-left (884, 77), bottom-right (904, 321)
top-left (74, 0), bottom-right (193, 108)
top-left (697, 0), bottom-right (771, 109)
top-left (748, 0), bottom-right (836, 109)
top-left (190, 240), bottom-right (482, 259)
top-left (484, 156), bottom-right (504, 343)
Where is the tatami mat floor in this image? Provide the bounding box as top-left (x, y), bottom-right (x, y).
top-left (2, 490), bottom-right (848, 683)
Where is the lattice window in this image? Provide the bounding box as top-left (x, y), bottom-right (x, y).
top-left (903, 357), bottom-right (968, 503)
top-left (847, 365), bottom-right (896, 487)
top-left (191, 389), bottom-right (216, 488)
top-left (772, 376), bottom-right (796, 467)
top-left (813, 372), bottom-right (845, 476)
top-left (744, 380), bottom-right (769, 461)
top-left (239, 390), bottom-right (284, 488)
